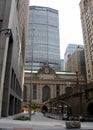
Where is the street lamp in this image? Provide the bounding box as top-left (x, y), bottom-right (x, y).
top-left (29, 61), bottom-right (33, 120)
top-left (29, 28), bottom-right (35, 120)
top-left (0, 28), bottom-right (12, 37)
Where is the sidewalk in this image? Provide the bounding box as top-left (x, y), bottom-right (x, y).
top-left (0, 112), bottom-right (93, 130)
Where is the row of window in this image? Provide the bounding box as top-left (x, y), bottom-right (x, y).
top-left (10, 69), bottom-right (22, 97)
top-left (0, 20), bottom-right (2, 31)
top-left (31, 85), bottom-right (60, 100)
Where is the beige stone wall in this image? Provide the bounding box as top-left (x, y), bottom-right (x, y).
top-left (65, 49), bottom-right (82, 73)
top-left (24, 70), bottom-right (86, 105)
top-left (80, 0), bottom-right (93, 83)
top-left (65, 48), bottom-right (86, 82)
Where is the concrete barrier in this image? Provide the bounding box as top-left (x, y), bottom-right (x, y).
top-left (65, 121), bottom-right (81, 129)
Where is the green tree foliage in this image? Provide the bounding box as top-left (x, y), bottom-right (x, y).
top-left (26, 101), bottom-right (37, 111)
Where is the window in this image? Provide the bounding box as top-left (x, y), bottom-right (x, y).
top-left (33, 84), bottom-right (37, 99)
top-left (88, 69), bottom-right (90, 73)
top-left (56, 85), bottom-right (60, 97)
top-left (91, 56), bottom-right (93, 60)
top-left (42, 86), bottom-right (50, 102)
top-left (0, 20), bottom-right (2, 34)
top-left (88, 74), bottom-right (91, 78)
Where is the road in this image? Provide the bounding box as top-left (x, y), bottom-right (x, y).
top-left (0, 112), bottom-right (93, 130)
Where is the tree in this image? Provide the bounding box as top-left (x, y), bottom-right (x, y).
top-left (26, 101), bottom-right (37, 112)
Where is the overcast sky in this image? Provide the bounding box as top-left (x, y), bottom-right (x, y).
top-left (29, 0), bottom-right (83, 59)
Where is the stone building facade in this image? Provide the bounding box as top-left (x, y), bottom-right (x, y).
top-left (24, 62), bottom-right (86, 109)
top-left (80, 0), bottom-right (93, 116)
top-left (65, 47), bottom-right (86, 79)
top-left (0, 0), bottom-right (29, 117)
top-left (80, 0), bottom-right (93, 83)
top-left (64, 44), bottom-right (83, 70)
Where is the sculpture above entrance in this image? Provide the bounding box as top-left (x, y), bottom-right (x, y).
top-left (38, 62), bottom-right (55, 74)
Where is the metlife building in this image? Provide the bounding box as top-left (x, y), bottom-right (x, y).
top-left (25, 6), bottom-right (61, 70)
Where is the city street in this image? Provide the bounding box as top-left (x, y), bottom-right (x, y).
top-left (0, 112), bottom-right (93, 130)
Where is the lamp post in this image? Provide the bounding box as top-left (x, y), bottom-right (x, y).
top-left (29, 28), bottom-right (35, 120)
top-left (29, 58), bottom-right (33, 120)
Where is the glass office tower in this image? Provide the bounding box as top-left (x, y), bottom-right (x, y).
top-left (25, 6), bottom-right (60, 70)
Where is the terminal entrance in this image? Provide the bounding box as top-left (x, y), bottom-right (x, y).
top-left (49, 101), bottom-right (72, 116)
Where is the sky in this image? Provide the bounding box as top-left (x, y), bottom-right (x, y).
top-left (29, 0), bottom-right (83, 59)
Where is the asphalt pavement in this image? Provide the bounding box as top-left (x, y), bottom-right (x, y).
top-left (0, 112), bottom-right (93, 130)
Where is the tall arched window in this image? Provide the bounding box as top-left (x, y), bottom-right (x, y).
top-left (42, 86), bottom-right (50, 102)
top-left (56, 85), bottom-right (60, 97)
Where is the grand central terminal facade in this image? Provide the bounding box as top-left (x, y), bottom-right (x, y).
top-left (24, 62), bottom-right (86, 111)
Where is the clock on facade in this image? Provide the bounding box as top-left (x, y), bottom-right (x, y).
top-left (45, 68), bottom-right (49, 74)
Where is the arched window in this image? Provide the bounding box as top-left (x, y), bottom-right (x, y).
top-left (42, 86), bottom-right (50, 102)
top-left (56, 85), bottom-right (60, 97)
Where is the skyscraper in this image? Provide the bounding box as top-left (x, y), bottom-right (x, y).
top-left (25, 6), bottom-right (60, 70)
top-left (80, 0), bottom-right (93, 83)
top-left (0, 0), bottom-right (29, 117)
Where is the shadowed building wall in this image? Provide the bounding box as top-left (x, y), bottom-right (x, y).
top-left (0, 0), bottom-right (29, 117)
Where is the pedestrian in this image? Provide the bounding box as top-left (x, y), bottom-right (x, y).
top-left (43, 110), bottom-right (46, 116)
